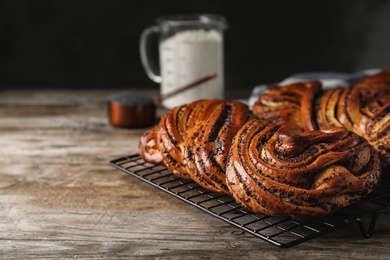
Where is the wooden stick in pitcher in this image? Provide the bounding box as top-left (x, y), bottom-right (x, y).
top-left (154, 73), bottom-right (217, 106)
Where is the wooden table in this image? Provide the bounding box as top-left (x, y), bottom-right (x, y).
top-left (1, 88), bottom-right (389, 259)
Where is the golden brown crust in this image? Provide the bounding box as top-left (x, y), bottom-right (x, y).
top-left (139, 99), bottom-right (254, 192)
top-left (348, 70), bottom-right (390, 167)
top-left (139, 126), bottom-right (163, 165)
top-left (252, 70), bottom-right (390, 167)
top-left (253, 82), bottom-right (306, 128)
top-left (335, 86), bottom-right (354, 130)
top-left (184, 100), bottom-right (254, 194)
top-left (300, 81), bottom-right (322, 131)
top-left (226, 119), bottom-right (381, 220)
top-left (316, 88), bottom-right (345, 130)
top-left (252, 81), bottom-right (322, 130)
top-left (157, 101), bottom-right (215, 179)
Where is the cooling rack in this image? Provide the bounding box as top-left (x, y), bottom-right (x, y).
top-left (110, 154), bottom-right (390, 248)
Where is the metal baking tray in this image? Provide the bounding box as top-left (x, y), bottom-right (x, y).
top-left (110, 154), bottom-right (390, 248)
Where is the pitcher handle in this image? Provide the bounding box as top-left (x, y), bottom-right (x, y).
top-left (139, 26), bottom-right (162, 83)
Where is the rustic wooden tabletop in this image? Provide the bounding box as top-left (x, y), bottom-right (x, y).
top-left (0, 88), bottom-right (389, 259)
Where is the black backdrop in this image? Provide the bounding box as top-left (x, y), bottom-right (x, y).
top-left (1, 0), bottom-right (390, 90)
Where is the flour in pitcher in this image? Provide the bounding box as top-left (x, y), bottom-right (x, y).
top-left (159, 29), bottom-right (224, 109)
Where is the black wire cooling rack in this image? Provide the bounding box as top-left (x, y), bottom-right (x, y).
top-left (110, 154), bottom-right (390, 248)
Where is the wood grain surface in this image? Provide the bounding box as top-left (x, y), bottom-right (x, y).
top-left (0, 88), bottom-right (389, 259)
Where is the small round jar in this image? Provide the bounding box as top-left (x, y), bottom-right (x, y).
top-left (108, 91), bottom-right (156, 128)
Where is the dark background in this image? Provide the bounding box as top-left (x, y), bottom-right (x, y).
top-left (1, 0), bottom-right (390, 90)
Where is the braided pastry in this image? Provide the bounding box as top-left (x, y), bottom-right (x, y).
top-left (252, 81), bottom-right (321, 130)
top-left (344, 70), bottom-right (390, 167)
top-left (158, 100), bottom-right (226, 179)
top-left (139, 99), bottom-right (254, 193)
top-left (138, 71), bottom-right (386, 220)
top-left (252, 70), bottom-right (390, 167)
top-left (226, 119), bottom-right (381, 220)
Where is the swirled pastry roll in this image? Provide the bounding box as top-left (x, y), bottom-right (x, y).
top-left (157, 100), bottom-right (226, 179)
top-left (226, 119), bottom-right (381, 220)
top-left (139, 100), bottom-right (224, 179)
top-left (252, 81), bottom-right (321, 130)
top-left (139, 99), bottom-right (254, 192)
top-left (252, 70), bottom-right (390, 168)
top-left (184, 100), bottom-right (254, 194)
top-left (345, 70), bottom-right (390, 167)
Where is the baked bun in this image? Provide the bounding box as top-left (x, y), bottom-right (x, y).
top-left (252, 81), bottom-right (321, 130)
top-left (139, 99), bottom-right (254, 193)
top-left (226, 119), bottom-right (382, 220)
top-left (345, 70), bottom-right (390, 167)
top-left (252, 70), bottom-right (390, 167)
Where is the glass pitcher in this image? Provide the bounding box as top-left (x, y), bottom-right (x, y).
top-left (140, 14), bottom-right (228, 109)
